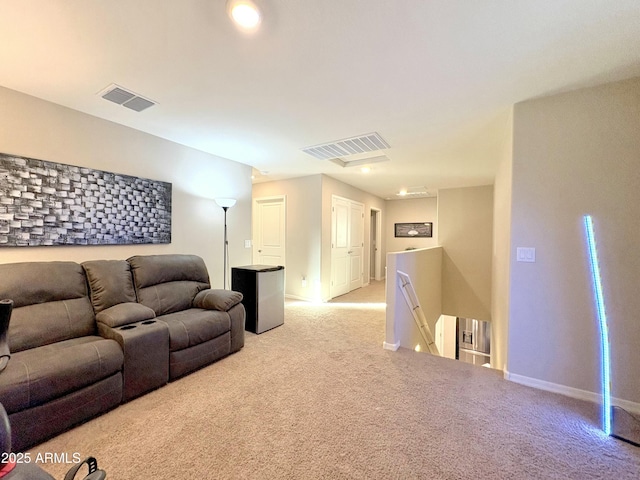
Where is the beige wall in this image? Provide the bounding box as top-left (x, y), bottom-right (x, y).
top-left (321, 175), bottom-right (386, 301)
top-left (252, 175), bottom-right (322, 300)
top-left (491, 108), bottom-right (514, 371)
top-left (508, 76), bottom-right (640, 406)
top-left (438, 185), bottom-right (494, 321)
top-left (385, 197), bottom-right (438, 253)
top-left (0, 87), bottom-right (253, 285)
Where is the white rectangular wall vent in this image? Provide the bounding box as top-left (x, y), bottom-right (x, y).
top-left (99, 84), bottom-right (156, 112)
top-left (302, 132), bottom-right (390, 160)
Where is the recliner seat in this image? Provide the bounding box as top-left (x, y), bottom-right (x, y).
top-left (127, 254), bottom-right (244, 379)
top-left (0, 262), bottom-right (124, 452)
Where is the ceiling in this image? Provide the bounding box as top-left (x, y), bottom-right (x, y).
top-left (1, 1), bottom-right (640, 200)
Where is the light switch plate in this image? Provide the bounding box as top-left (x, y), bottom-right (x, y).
top-left (244, 240), bottom-right (252, 248)
top-left (516, 247), bottom-right (536, 262)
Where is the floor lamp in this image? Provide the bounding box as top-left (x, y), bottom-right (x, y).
top-left (215, 198), bottom-right (236, 289)
top-left (584, 215), bottom-right (640, 447)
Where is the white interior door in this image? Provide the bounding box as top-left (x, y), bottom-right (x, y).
top-left (331, 196), bottom-right (350, 298)
top-left (253, 196), bottom-right (285, 267)
top-left (331, 195), bottom-right (364, 299)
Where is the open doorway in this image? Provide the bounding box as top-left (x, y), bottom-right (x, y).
top-left (370, 208), bottom-right (382, 281)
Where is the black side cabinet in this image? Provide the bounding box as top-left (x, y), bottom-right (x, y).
top-left (231, 265), bottom-right (284, 334)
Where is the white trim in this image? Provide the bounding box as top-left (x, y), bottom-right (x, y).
top-left (613, 397), bottom-right (640, 416)
top-left (370, 207), bottom-right (383, 282)
top-left (383, 341), bottom-right (400, 351)
top-left (504, 371), bottom-right (640, 415)
top-left (505, 371), bottom-right (597, 402)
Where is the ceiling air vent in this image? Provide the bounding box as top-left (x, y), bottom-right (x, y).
top-left (99, 84), bottom-right (156, 112)
top-left (396, 186), bottom-right (433, 198)
top-left (302, 132), bottom-right (390, 160)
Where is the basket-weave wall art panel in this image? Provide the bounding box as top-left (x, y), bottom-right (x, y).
top-left (0, 153), bottom-right (172, 247)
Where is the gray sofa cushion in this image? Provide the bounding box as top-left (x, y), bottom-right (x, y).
top-left (96, 302), bottom-right (156, 328)
top-left (159, 309), bottom-right (230, 352)
top-left (128, 255), bottom-right (210, 316)
top-left (0, 262), bottom-right (96, 353)
top-left (138, 281), bottom-right (204, 315)
top-left (0, 261), bottom-right (86, 308)
top-left (0, 336), bottom-right (123, 414)
top-left (169, 333), bottom-right (230, 380)
top-left (8, 299), bottom-right (96, 353)
top-left (82, 260), bottom-right (137, 314)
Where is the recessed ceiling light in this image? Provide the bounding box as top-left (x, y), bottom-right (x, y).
top-left (227, 0), bottom-right (261, 31)
top-left (361, 167), bottom-right (371, 173)
top-left (395, 186), bottom-right (432, 198)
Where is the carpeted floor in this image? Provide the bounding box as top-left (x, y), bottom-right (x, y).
top-left (30, 281), bottom-right (640, 479)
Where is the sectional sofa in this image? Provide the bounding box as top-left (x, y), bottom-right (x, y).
top-left (0, 254), bottom-right (245, 452)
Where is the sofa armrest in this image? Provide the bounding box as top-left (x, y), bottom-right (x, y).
top-left (96, 302), bottom-right (156, 328)
top-left (193, 289), bottom-right (243, 312)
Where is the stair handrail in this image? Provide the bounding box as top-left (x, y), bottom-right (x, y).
top-left (396, 270), bottom-right (440, 355)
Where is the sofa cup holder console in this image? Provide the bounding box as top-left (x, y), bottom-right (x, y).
top-left (104, 318), bottom-right (169, 402)
top-left (119, 320), bottom-right (157, 331)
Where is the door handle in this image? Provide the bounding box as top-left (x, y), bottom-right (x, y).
top-left (258, 249), bottom-right (262, 253)
top-left (348, 251), bottom-right (353, 254)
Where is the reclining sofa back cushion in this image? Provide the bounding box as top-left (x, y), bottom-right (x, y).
top-left (82, 260), bottom-right (137, 314)
top-left (0, 262), bottom-right (95, 353)
top-left (128, 254), bottom-right (210, 316)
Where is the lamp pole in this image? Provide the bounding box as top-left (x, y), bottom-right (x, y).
top-left (215, 198), bottom-right (236, 290)
top-left (222, 206), bottom-right (229, 290)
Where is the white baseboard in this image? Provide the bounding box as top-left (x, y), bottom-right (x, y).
top-left (504, 370), bottom-right (640, 416)
top-left (383, 341), bottom-right (400, 351)
top-left (613, 397), bottom-right (640, 416)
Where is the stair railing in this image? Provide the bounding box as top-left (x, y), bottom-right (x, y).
top-left (396, 270), bottom-right (440, 355)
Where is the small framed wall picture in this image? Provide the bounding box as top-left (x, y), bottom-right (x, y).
top-left (394, 222), bottom-right (432, 238)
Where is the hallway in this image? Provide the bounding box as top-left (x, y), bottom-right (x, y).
top-left (328, 280), bottom-right (386, 305)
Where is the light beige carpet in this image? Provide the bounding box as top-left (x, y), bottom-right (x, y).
top-left (29, 281), bottom-right (640, 479)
